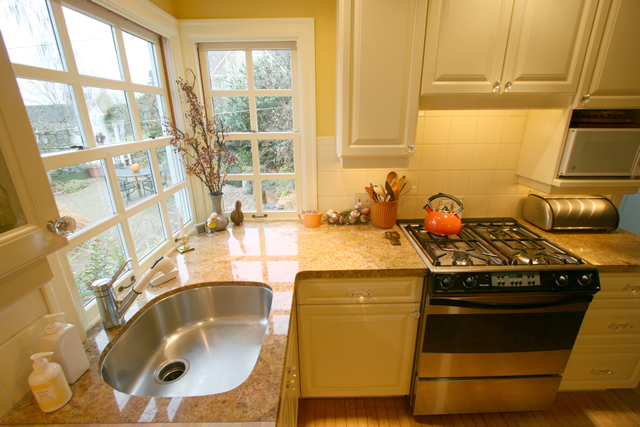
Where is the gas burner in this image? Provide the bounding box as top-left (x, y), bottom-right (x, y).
top-left (452, 251), bottom-right (472, 266)
top-left (515, 249), bottom-right (549, 265)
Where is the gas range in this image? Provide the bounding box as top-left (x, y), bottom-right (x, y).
top-left (398, 217), bottom-right (600, 295)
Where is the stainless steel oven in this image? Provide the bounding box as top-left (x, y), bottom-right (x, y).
top-left (399, 218), bottom-right (600, 415)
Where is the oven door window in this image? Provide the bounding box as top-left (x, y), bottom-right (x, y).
top-left (423, 310), bottom-right (585, 354)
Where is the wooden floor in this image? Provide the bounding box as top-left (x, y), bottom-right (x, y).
top-left (298, 389), bottom-right (640, 426)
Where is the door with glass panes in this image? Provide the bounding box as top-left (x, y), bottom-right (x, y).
top-left (0, 0), bottom-right (191, 326)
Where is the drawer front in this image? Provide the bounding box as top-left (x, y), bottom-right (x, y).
top-left (596, 273), bottom-right (640, 299)
top-left (578, 307), bottom-right (640, 337)
top-left (296, 276), bottom-right (423, 305)
top-left (562, 352), bottom-right (640, 383)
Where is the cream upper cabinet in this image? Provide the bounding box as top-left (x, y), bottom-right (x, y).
top-left (0, 35), bottom-right (67, 308)
top-left (574, 0), bottom-right (640, 108)
top-left (422, 0), bottom-right (598, 95)
top-left (336, 0), bottom-right (427, 168)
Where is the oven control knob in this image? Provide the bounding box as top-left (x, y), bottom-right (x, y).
top-left (556, 275), bottom-right (569, 287)
top-left (463, 276), bottom-right (476, 288)
top-left (579, 274), bottom-right (592, 286)
top-left (440, 276), bottom-right (452, 289)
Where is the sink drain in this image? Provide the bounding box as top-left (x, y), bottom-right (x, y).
top-left (154, 358), bottom-right (189, 384)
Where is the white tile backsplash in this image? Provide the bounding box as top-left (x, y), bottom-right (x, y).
top-left (316, 110), bottom-right (530, 217)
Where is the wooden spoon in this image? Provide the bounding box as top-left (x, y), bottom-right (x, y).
top-left (385, 181), bottom-right (395, 201)
top-left (365, 186), bottom-right (376, 203)
top-left (386, 171), bottom-right (397, 185)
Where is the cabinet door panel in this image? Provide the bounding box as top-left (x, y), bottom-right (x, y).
top-left (588, 0), bottom-right (640, 98)
top-left (337, 0), bottom-right (426, 163)
top-left (502, 0), bottom-right (597, 94)
top-left (421, 0), bottom-right (513, 94)
top-left (298, 303), bottom-right (420, 397)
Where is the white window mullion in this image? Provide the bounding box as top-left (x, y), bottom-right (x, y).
top-left (245, 48), bottom-right (258, 133)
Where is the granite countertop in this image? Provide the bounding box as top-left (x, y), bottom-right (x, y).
top-left (1, 221), bottom-right (428, 425)
top-left (519, 218), bottom-right (640, 273)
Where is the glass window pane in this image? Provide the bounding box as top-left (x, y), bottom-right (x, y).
top-left (84, 87), bottom-right (134, 144)
top-left (261, 179), bottom-right (296, 211)
top-left (135, 92), bottom-right (164, 139)
top-left (123, 32), bottom-right (160, 86)
top-left (256, 96), bottom-right (293, 132)
top-left (166, 188), bottom-right (191, 235)
top-left (49, 160), bottom-right (114, 234)
top-left (63, 6), bottom-right (122, 80)
top-left (155, 145), bottom-right (184, 189)
top-left (207, 50), bottom-right (247, 90)
top-left (0, 0), bottom-right (64, 70)
top-left (252, 49), bottom-right (291, 90)
top-left (128, 203), bottom-right (166, 261)
top-left (17, 79), bottom-right (84, 154)
top-left (113, 150), bottom-right (155, 207)
top-left (212, 96), bottom-right (250, 132)
top-left (66, 225), bottom-right (128, 306)
top-left (226, 140), bottom-right (252, 174)
top-left (258, 139), bottom-right (295, 174)
top-left (223, 180), bottom-right (256, 212)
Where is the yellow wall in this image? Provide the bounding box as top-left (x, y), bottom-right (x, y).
top-left (149, 0), bottom-right (336, 137)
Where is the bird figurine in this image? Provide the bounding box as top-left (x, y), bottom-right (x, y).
top-left (230, 200), bottom-right (244, 225)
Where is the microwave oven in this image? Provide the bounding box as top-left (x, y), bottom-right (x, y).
top-left (558, 128), bottom-right (640, 177)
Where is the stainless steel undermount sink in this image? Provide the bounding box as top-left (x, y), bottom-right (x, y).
top-left (100, 283), bottom-right (273, 397)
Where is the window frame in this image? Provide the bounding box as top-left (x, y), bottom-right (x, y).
top-left (197, 41), bottom-right (303, 217)
top-left (177, 18), bottom-right (317, 222)
top-left (4, 0), bottom-right (193, 327)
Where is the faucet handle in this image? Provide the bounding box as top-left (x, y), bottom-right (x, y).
top-left (90, 258), bottom-right (132, 295)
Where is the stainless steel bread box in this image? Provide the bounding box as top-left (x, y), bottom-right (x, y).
top-left (522, 194), bottom-right (619, 231)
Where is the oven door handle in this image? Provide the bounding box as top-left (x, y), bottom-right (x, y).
top-left (430, 294), bottom-right (593, 310)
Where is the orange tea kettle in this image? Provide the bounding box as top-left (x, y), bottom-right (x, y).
top-left (423, 193), bottom-right (464, 236)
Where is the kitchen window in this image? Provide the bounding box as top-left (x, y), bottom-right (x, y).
top-left (197, 42), bottom-right (302, 217)
top-left (0, 0), bottom-right (190, 325)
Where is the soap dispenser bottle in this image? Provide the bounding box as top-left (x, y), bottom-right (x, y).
top-left (35, 313), bottom-right (90, 384)
top-left (28, 352), bottom-right (72, 412)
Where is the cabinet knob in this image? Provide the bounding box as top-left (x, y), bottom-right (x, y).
top-left (504, 81), bottom-right (513, 92)
top-left (591, 368), bottom-right (613, 375)
top-left (286, 379), bottom-right (296, 390)
top-left (47, 215), bottom-right (77, 236)
top-left (609, 321), bottom-right (633, 330)
top-left (492, 81), bottom-right (501, 94)
top-left (623, 284), bottom-right (640, 293)
top-left (349, 289), bottom-right (372, 300)
top-left (412, 311), bottom-right (420, 319)
top-left (581, 94), bottom-right (590, 106)
top-left (288, 366), bottom-right (297, 377)
top-left (407, 145), bottom-right (415, 154)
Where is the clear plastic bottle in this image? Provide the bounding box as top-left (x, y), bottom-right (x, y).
top-left (28, 352), bottom-right (72, 412)
top-left (35, 313), bottom-right (90, 384)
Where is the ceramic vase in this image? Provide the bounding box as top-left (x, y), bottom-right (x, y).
top-left (209, 193), bottom-right (229, 231)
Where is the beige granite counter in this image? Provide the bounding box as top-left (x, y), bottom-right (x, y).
top-left (0, 221), bottom-right (428, 425)
top-left (519, 218), bottom-right (640, 274)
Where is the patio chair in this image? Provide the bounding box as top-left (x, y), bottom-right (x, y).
top-left (119, 179), bottom-right (136, 204)
top-left (141, 176), bottom-right (156, 196)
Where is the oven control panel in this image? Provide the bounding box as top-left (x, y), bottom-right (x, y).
top-left (432, 270), bottom-right (600, 293)
top-left (491, 272), bottom-right (540, 287)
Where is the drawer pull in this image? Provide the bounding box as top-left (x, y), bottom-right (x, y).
top-left (349, 289), bottom-right (372, 300)
top-left (286, 379), bottom-right (296, 390)
top-left (288, 366), bottom-right (297, 377)
top-left (591, 368), bottom-right (613, 375)
top-left (609, 321), bottom-right (634, 330)
top-left (623, 284), bottom-right (640, 293)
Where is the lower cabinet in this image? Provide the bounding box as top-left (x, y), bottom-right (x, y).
top-left (296, 276), bottom-right (423, 397)
top-left (276, 293), bottom-right (299, 427)
top-left (560, 273), bottom-right (640, 390)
